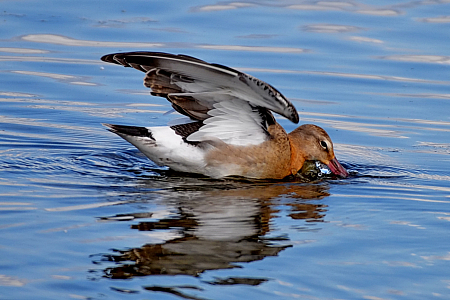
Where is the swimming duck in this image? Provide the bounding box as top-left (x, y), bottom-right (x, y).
top-left (101, 52), bottom-right (348, 179)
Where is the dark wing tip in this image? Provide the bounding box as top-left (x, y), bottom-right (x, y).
top-left (276, 95), bottom-right (299, 124)
top-left (290, 108), bottom-right (299, 124)
top-left (100, 52), bottom-right (209, 66)
top-left (170, 121), bottom-right (204, 139)
top-left (100, 54), bottom-right (114, 63)
top-left (102, 123), bottom-right (154, 140)
top-left (274, 92), bottom-right (299, 124)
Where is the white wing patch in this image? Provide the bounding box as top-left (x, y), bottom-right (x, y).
top-left (187, 99), bottom-right (268, 146)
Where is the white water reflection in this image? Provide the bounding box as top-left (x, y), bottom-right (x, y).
top-left (92, 17), bottom-right (157, 28)
top-left (380, 93), bottom-right (450, 100)
top-left (0, 97), bottom-right (96, 106)
top-left (417, 15), bottom-right (450, 23)
top-left (0, 57), bottom-right (100, 67)
top-left (0, 47), bottom-right (48, 54)
top-left (241, 68), bottom-right (450, 85)
top-left (0, 91), bottom-right (36, 97)
top-left (287, 3), bottom-right (352, 11)
top-left (335, 143), bottom-right (396, 165)
top-left (198, 44), bottom-right (307, 53)
top-left (347, 36), bottom-right (384, 44)
top-left (21, 34), bottom-right (308, 54)
top-left (302, 111), bottom-right (450, 137)
top-left (191, 0), bottom-right (447, 16)
top-left (45, 200), bottom-right (126, 212)
top-left (309, 118), bottom-right (410, 138)
top-left (0, 115), bottom-right (91, 130)
top-left (356, 8), bottom-right (400, 16)
top-left (379, 55), bottom-right (450, 64)
top-left (11, 70), bottom-right (97, 86)
top-left (21, 34), bottom-right (165, 48)
top-left (334, 193), bottom-right (450, 204)
top-left (192, 2), bottom-right (255, 12)
top-left (0, 275), bottom-right (27, 287)
top-left (236, 34), bottom-right (279, 39)
top-left (301, 24), bottom-right (363, 33)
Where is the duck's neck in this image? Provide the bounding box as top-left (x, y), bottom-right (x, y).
top-left (288, 134), bottom-right (307, 176)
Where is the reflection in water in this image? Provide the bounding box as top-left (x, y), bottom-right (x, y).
top-left (379, 93), bottom-right (450, 100)
top-left (0, 55), bottom-right (99, 65)
top-left (93, 17), bottom-right (156, 28)
top-left (236, 34), bottom-right (279, 39)
top-left (0, 91), bottom-right (37, 97)
top-left (197, 44), bottom-right (307, 53)
top-left (0, 47), bottom-right (49, 54)
top-left (347, 36), bottom-right (384, 44)
top-left (94, 183), bottom-right (329, 286)
top-left (378, 55), bottom-right (450, 65)
top-left (192, 2), bottom-right (255, 12)
top-left (417, 16), bottom-right (450, 23)
top-left (11, 70), bottom-right (97, 86)
top-left (193, 0), bottom-right (403, 16)
top-left (1, 0), bottom-right (449, 298)
top-left (301, 24), bottom-right (363, 33)
top-left (239, 67), bottom-right (450, 85)
top-left (143, 285), bottom-right (205, 300)
top-left (21, 34), bottom-right (165, 48)
top-left (356, 8), bottom-right (399, 16)
top-left (20, 34), bottom-right (307, 54)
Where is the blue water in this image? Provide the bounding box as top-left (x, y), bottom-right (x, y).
top-left (1, 1), bottom-right (450, 299)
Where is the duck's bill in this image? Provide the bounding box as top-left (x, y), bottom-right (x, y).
top-left (327, 158), bottom-right (349, 178)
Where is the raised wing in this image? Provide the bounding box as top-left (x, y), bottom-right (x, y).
top-left (101, 52), bottom-right (299, 146)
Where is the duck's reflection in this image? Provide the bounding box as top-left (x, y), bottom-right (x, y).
top-left (97, 181), bottom-right (329, 281)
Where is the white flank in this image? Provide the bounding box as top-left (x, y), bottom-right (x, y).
top-left (121, 127), bottom-right (207, 174)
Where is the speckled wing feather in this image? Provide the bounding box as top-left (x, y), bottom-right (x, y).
top-left (101, 52), bottom-right (298, 123)
top-left (101, 52), bottom-right (298, 146)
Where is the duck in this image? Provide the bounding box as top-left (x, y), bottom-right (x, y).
top-left (101, 52), bottom-right (348, 179)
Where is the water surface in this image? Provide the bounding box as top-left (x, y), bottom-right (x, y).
top-left (1, 1), bottom-right (450, 299)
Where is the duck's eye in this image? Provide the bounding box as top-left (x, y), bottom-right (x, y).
top-left (320, 140), bottom-right (328, 150)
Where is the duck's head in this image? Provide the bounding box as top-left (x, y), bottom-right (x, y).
top-left (289, 124), bottom-right (348, 178)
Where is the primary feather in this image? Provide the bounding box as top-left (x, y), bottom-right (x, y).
top-left (101, 52), bottom-right (299, 125)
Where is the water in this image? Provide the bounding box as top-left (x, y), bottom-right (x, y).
top-left (1, 0), bottom-right (450, 299)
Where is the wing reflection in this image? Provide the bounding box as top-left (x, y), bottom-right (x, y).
top-left (95, 182), bottom-right (329, 280)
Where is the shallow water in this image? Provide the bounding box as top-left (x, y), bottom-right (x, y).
top-left (1, 0), bottom-right (450, 299)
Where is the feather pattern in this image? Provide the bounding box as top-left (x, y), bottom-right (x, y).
top-left (101, 52), bottom-right (299, 125)
top-left (187, 99), bottom-right (268, 146)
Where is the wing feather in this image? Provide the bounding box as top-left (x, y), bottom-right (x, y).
top-left (101, 52), bottom-right (298, 123)
top-left (101, 52), bottom-right (297, 146)
top-left (186, 99), bottom-right (270, 146)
